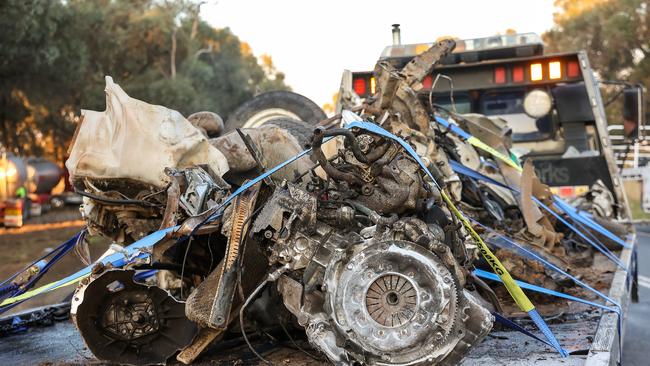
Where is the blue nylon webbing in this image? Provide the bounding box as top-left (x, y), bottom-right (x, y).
top-left (492, 312), bottom-right (554, 348)
top-left (453, 159), bottom-right (626, 359)
top-left (0, 232), bottom-right (82, 308)
top-left (0, 233), bottom-right (80, 290)
top-left (528, 309), bottom-right (568, 357)
top-left (434, 115), bottom-right (472, 140)
top-left (474, 269), bottom-right (617, 313)
top-left (432, 115), bottom-right (630, 250)
top-left (553, 197), bottom-right (631, 249)
top-left (471, 215), bottom-right (624, 354)
top-left (0, 226), bottom-right (179, 314)
top-left (471, 218), bottom-right (619, 309)
top-left (449, 160), bottom-right (627, 270)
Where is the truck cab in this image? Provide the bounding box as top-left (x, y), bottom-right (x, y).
top-left (348, 30), bottom-right (644, 220)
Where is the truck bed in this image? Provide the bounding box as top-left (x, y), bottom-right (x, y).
top-left (0, 237), bottom-right (634, 366)
top-left (0, 316), bottom-right (597, 366)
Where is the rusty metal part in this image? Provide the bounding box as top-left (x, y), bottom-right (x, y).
top-left (187, 111), bottom-right (224, 137)
top-left (208, 182), bottom-right (261, 329)
top-left (159, 173), bottom-right (181, 230)
top-left (369, 40), bottom-right (456, 132)
top-left (176, 327), bottom-right (225, 364)
top-left (520, 160), bottom-right (561, 249)
top-left (403, 39), bottom-right (456, 89)
top-left (212, 125), bottom-right (312, 184)
top-left (311, 128), bottom-right (365, 186)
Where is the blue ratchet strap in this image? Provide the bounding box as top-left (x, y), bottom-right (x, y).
top-left (0, 226), bottom-right (179, 313)
top-left (449, 160), bottom-right (627, 270)
top-left (0, 231), bottom-right (83, 304)
top-left (471, 218), bottom-right (620, 309)
top-left (0, 232), bottom-right (81, 290)
top-left (433, 115), bottom-right (472, 140)
top-left (474, 269), bottom-right (618, 314)
top-left (469, 218), bottom-right (624, 355)
top-left (456, 164), bottom-right (625, 358)
top-left (533, 198), bottom-right (626, 270)
top-left (134, 269), bottom-right (158, 282)
top-left (433, 115), bottom-right (630, 250)
top-left (553, 197), bottom-right (631, 249)
top-left (343, 120), bottom-right (568, 357)
top-left (476, 266), bottom-right (623, 359)
top-left (492, 312), bottom-right (554, 348)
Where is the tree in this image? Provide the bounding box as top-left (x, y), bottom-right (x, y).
top-left (544, 0), bottom-right (650, 124)
top-left (0, 0), bottom-right (289, 163)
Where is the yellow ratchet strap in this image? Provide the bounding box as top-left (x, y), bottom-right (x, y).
top-left (440, 189), bottom-right (535, 313)
top-left (0, 274), bottom-right (89, 306)
top-left (467, 136), bottom-right (523, 172)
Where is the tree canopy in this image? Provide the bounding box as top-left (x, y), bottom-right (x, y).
top-left (544, 0), bottom-right (650, 121)
top-left (0, 0), bottom-right (288, 162)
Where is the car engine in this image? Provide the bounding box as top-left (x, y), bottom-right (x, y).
top-left (251, 127), bottom-right (493, 365)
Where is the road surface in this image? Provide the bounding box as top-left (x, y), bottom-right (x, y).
top-left (622, 227), bottom-right (650, 365)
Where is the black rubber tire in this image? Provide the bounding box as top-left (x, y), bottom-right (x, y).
top-left (264, 118), bottom-right (315, 149)
top-left (225, 91), bottom-right (326, 132)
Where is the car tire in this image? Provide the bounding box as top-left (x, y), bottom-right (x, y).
top-left (264, 118), bottom-right (315, 149)
top-left (225, 91), bottom-right (326, 131)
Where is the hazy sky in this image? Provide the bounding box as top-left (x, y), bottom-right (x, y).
top-left (202, 0), bottom-right (557, 107)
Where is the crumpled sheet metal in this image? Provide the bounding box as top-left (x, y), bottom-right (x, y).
top-left (66, 76), bottom-right (229, 188)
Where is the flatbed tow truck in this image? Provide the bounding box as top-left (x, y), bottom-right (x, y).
top-left (0, 29), bottom-right (641, 366)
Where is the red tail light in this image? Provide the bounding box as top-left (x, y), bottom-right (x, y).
top-left (422, 75), bottom-right (433, 89)
top-left (353, 78), bottom-right (366, 95)
top-left (512, 65), bottom-right (524, 83)
top-left (567, 60), bottom-right (580, 78)
top-left (494, 67), bottom-right (506, 84)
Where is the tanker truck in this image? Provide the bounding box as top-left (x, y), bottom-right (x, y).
top-left (0, 153), bottom-right (63, 227)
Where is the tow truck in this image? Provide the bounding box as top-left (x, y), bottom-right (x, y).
top-left (0, 28), bottom-right (641, 366)
top-left (343, 26), bottom-right (641, 365)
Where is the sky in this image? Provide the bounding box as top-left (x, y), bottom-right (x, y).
top-left (202, 0), bottom-right (558, 108)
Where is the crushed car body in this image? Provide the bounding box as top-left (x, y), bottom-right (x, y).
top-left (1, 35), bottom-right (636, 366)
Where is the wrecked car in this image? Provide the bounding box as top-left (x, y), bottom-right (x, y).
top-left (0, 32), bottom-right (638, 366)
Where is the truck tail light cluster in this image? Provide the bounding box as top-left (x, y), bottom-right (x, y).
top-left (493, 59), bottom-right (581, 84)
top-left (353, 78), bottom-right (367, 95)
top-left (352, 76), bottom-right (377, 96)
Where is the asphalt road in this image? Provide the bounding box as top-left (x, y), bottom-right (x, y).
top-left (622, 228), bottom-right (650, 365)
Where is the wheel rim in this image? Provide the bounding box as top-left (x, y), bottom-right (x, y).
top-left (242, 108), bottom-right (301, 128)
